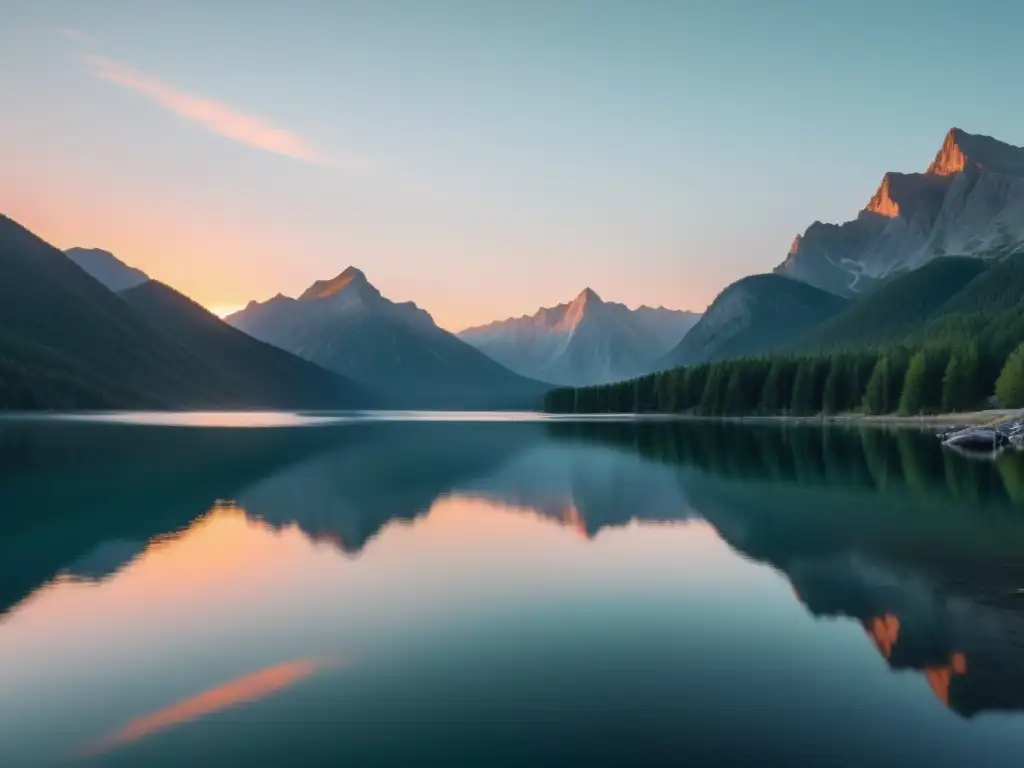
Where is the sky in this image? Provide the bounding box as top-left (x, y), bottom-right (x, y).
top-left (2, 0), bottom-right (1023, 330)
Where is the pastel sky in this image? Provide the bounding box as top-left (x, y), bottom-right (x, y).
top-left (1, 1), bottom-right (1022, 329)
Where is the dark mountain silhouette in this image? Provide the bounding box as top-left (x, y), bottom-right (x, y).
top-left (119, 280), bottom-right (368, 408)
top-left (0, 214), bottom-right (361, 410)
top-left (227, 267), bottom-right (550, 409)
top-left (65, 247), bottom-right (149, 291)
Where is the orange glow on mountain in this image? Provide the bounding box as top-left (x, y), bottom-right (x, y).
top-left (865, 175), bottom-right (901, 218)
top-left (927, 129), bottom-right (969, 176)
top-left (863, 614), bottom-right (969, 710)
top-left (82, 657), bottom-right (333, 755)
top-left (924, 652), bottom-right (968, 707)
top-left (866, 613), bottom-right (901, 659)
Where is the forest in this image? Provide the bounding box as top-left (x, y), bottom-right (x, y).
top-left (544, 340), bottom-right (1024, 417)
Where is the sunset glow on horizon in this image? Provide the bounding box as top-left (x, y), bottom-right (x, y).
top-left (208, 303), bottom-right (246, 319)
top-left (4, 1), bottom-right (1024, 329)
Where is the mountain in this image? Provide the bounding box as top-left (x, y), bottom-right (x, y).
top-left (0, 213), bottom-right (361, 410)
top-left (457, 288), bottom-right (700, 386)
top-left (119, 280), bottom-right (368, 408)
top-left (656, 274), bottom-right (847, 368)
top-left (226, 267), bottom-right (549, 408)
top-left (932, 249), bottom-right (1024, 316)
top-left (793, 256), bottom-right (989, 352)
top-left (776, 128), bottom-right (1024, 296)
top-left (65, 247), bottom-right (150, 291)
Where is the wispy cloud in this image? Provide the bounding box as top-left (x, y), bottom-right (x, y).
top-left (56, 27), bottom-right (93, 45)
top-left (80, 53), bottom-right (366, 172)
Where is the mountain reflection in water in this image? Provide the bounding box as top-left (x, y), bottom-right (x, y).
top-left (1, 418), bottom-right (1024, 767)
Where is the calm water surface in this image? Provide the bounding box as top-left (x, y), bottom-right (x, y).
top-left (2, 415), bottom-right (1024, 766)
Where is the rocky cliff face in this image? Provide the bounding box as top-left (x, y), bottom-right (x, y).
top-left (776, 128), bottom-right (1024, 296)
top-left (458, 289), bottom-right (700, 386)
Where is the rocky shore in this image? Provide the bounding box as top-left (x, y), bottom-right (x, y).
top-left (939, 417), bottom-right (1024, 458)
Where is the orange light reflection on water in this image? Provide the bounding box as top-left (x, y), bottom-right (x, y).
top-left (79, 657), bottom-right (336, 756)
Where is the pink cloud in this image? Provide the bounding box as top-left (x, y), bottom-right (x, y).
top-left (84, 55), bottom-right (366, 171)
top-left (57, 27), bottom-right (93, 44)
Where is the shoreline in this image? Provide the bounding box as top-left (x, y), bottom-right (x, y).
top-left (554, 409), bottom-right (1024, 430)
top-left (728, 409), bottom-right (1024, 429)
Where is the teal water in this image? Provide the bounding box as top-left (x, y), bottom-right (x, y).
top-left (2, 416), bottom-right (1024, 767)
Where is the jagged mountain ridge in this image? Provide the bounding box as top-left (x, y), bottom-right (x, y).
top-left (458, 288), bottom-right (700, 385)
top-left (776, 128), bottom-right (1024, 296)
top-left (227, 267), bottom-right (549, 408)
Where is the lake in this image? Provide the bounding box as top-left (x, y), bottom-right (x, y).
top-left (2, 414), bottom-right (1024, 767)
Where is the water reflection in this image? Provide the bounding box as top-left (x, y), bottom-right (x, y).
top-left (82, 657), bottom-right (333, 757)
top-left (1, 419), bottom-right (1024, 766)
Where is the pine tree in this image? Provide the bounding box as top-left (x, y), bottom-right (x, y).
top-left (996, 343), bottom-right (1024, 408)
top-left (652, 373), bottom-right (670, 412)
top-left (699, 363), bottom-right (729, 416)
top-left (900, 349), bottom-right (947, 415)
top-left (685, 365), bottom-right (708, 411)
top-left (761, 358), bottom-right (796, 414)
top-left (887, 348), bottom-right (911, 411)
top-left (863, 356), bottom-right (891, 414)
top-left (941, 343), bottom-right (982, 412)
top-left (850, 353), bottom-right (879, 408)
top-left (790, 360), bottom-right (816, 416)
top-left (822, 355), bottom-right (850, 414)
top-left (675, 368), bottom-right (692, 411)
top-left (723, 366), bottom-right (745, 414)
top-left (900, 352), bottom-right (927, 415)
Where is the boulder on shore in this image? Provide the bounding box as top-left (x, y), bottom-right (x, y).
top-left (938, 417), bottom-right (1024, 458)
top-left (943, 428), bottom-right (1005, 452)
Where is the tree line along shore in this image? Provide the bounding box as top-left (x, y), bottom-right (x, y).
top-left (543, 341), bottom-right (1024, 418)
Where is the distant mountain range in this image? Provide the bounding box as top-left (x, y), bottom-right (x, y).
top-left (6, 127), bottom-right (1024, 408)
top-left (227, 267), bottom-right (549, 408)
top-left (65, 247), bottom-right (150, 292)
top-left (458, 288), bottom-right (700, 385)
top-left (0, 215), bottom-right (364, 410)
top-left (777, 128), bottom-right (1024, 296)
